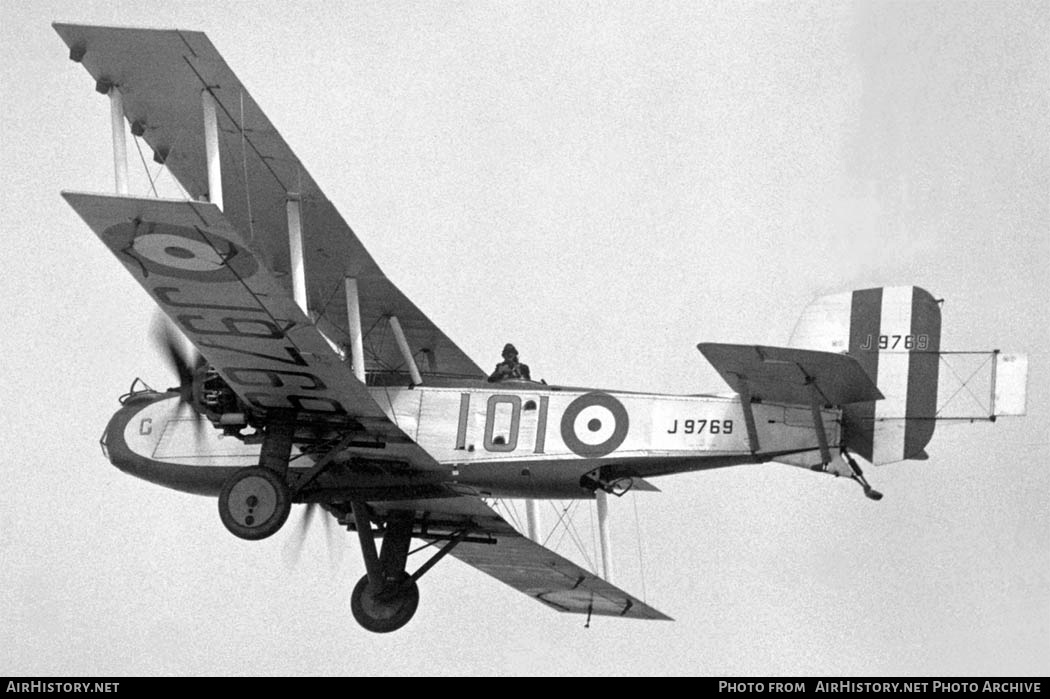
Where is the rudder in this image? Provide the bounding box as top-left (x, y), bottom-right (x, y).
top-left (789, 286), bottom-right (942, 465)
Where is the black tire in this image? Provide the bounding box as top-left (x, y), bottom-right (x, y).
top-left (218, 466), bottom-right (291, 540)
top-left (350, 574), bottom-right (420, 633)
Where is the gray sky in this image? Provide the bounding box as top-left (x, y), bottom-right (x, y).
top-left (1, 0), bottom-right (1047, 676)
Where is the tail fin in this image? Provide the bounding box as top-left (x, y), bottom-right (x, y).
top-left (790, 286), bottom-right (941, 465)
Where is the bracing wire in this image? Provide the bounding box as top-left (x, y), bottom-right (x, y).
top-left (380, 382), bottom-right (400, 428)
top-left (156, 128), bottom-right (190, 200)
top-left (129, 127), bottom-right (190, 201)
top-left (540, 500), bottom-right (572, 548)
top-left (936, 353), bottom-right (993, 416)
top-left (154, 159), bottom-right (191, 200)
top-left (239, 91), bottom-right (256, 242)
top-left (543, 500), bottom-right (595, 571)
top-left (549, 502), bottom-right (575, 552)
top-left (493, 499), bottom-right (524, 533)
top-left (562, 507), bottom-right (596, 571)
top-left (362, 315), bottom-right (394, 371)
top-left (316, 279), bottom-right (346, 330)
top-left (507, 499), bottom-right (524, 533)
top-left (132, 135), bottom-right (159, 198)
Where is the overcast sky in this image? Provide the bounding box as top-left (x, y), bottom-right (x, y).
top-left (1, 1), bottom-right (1047, 676)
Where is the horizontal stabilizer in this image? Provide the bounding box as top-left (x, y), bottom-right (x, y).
top-left (698, 343), bottom-right (883, 407)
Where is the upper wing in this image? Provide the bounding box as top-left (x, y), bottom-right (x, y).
top-left (54, 22), bottom-right (483, 379)
top-left (64, 194), bottom-right (393, 430)
top-left (65, 192), bottom-right (450, 475)
top-left (370, 496), bottom-right (671, 621)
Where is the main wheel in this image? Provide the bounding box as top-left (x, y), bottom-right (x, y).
top-left (218, 466), bottom-right (291, 540)
top-left (350, 574), bottom-right (420, 633)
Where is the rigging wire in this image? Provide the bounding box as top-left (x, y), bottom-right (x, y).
top-left (936, 353), bottom-right (993, 416)
top-left (562, 503), bottom-right (597, 571)
top-left (506, 499), bottom-right (525, 533)
top-left (362, 315), bottom-right (394, 372)
top-left (543, 500), bottom-right (595, 571)
top-left (155, 128), bottom-right (190, 200)
top-left (316, 279), bottom-right (346, 331)
top-left (239, 90), bottom-right (256, 242)
top-left (131, 128), bottom-right (190, 202)
top-left (493, 498), bottom-right (524, 533)
top-left (131, 135), bottom-right (159, 198)
top-left (540, 500), bottom-right (571, 548)
top-left (549, 502), bottom-right (574, 552)
top-left (380, 380), bottom-right (400, 429)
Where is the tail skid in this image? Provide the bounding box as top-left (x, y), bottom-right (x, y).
top-left (824, 449), bottom-right (884, 501)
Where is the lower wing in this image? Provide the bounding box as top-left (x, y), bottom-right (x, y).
top-left (369, 496), bottom-right (670, 621)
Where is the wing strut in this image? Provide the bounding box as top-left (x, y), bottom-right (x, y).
top-left (596, 490), bottom-right (614, 583)
top-left (806, 380), bottom-right (832, 466)
top-left (286, 195), bottom-right (307, 313)
top-left (106, 84), bottom-right (129, 195)
top-left (201, 88), bottom-right (223, 210)
top-left (389, 316), bottom-right (423, 385)
top-left (736, 380), bottom-right (761, 453)
top-left (345, 278), bottom-right (366, 382)
top-left (525, 499), bottom-right (540, 542)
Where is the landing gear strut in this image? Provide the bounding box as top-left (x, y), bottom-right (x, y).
top-left (349, 506), bottom-right (419, 633)
top-left (347, 504), bottom-right (468, 633)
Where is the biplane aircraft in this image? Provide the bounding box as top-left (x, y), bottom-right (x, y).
top-left (56, 23), bottom-right (1028, 633)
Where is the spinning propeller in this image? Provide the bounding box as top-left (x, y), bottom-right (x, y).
top-left (283, 502), bottom-right (344, 570)
top-left (151, 316), bottom-right (343, 565)
top-left (151, 315), bottom-right (207, 435)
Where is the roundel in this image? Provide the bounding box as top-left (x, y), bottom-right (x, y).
top-left (560, 392), bottom-right (629, 458)
top-left (103, 221), bottom-right (258, 283)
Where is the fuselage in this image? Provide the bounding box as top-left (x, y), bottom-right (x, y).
top-left (104, 378), bottom-right (839, 500)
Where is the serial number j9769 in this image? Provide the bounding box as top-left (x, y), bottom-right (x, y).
top-left (667, 419), bottom-right (734, 435)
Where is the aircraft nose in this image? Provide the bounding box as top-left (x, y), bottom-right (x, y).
top-left (100, 389), bottom-right (167, 469)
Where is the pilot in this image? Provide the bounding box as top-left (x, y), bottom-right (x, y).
top-left (488, 343), bottom-right (531, 382)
